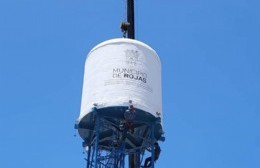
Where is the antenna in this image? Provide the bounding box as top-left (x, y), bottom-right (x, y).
top-left (121, 0), bottom-right (135, 39)
top-left (126, 1), bottom-right (138, 167)
top-left (127, 0), bottom-right (135, 39)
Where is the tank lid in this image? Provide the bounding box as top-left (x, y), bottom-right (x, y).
top-left (89, 38), bottom-right (160, 62)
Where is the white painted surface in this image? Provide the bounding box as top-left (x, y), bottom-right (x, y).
top-left (79, 38), bottom-right (162, 122)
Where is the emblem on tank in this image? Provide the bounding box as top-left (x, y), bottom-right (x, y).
top-left (125, 49), bottom-right (139, 66)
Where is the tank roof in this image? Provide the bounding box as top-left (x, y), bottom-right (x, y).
top-left (89, 38), bottom-right (161, 63)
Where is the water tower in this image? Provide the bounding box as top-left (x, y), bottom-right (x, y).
top-left (75, 1), bottom-right (165, 168)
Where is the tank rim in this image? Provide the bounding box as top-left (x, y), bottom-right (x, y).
top-left (87, 38), bottom-right (161, 64)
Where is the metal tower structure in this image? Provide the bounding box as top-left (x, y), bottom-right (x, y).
top-left (76, 104), bottom-right (163, 168)
top-left (75, 1), bottom-right (165, 168)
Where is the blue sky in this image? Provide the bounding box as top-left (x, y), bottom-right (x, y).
top-left (0, 0), bottom-right (260, 168)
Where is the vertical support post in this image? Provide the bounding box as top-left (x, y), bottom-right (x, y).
top-left (86, 145), bottom-right (91, 168)
top-left (127, 0), bottom-right (135, 39)
top-left (136, 151), bottom-right (140, 167)
top-left (128, 153), bottom-right (133, 168)
top-left (150, 123), bottom-right (155, 168)
top-left (129, 152), bottom-right (140, 168)
top-left (94, 108), bottom-right (100, 168)
top-left (120, 142), bottom-right (126, 168)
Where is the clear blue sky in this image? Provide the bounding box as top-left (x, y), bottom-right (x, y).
top-left (0, 0), bottom-right (260, 168)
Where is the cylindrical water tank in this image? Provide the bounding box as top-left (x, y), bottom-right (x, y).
top-left (78, 38), bottom-right (162, 122)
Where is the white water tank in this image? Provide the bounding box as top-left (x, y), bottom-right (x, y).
top-left (78, 38), bottom-right (162, 123)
